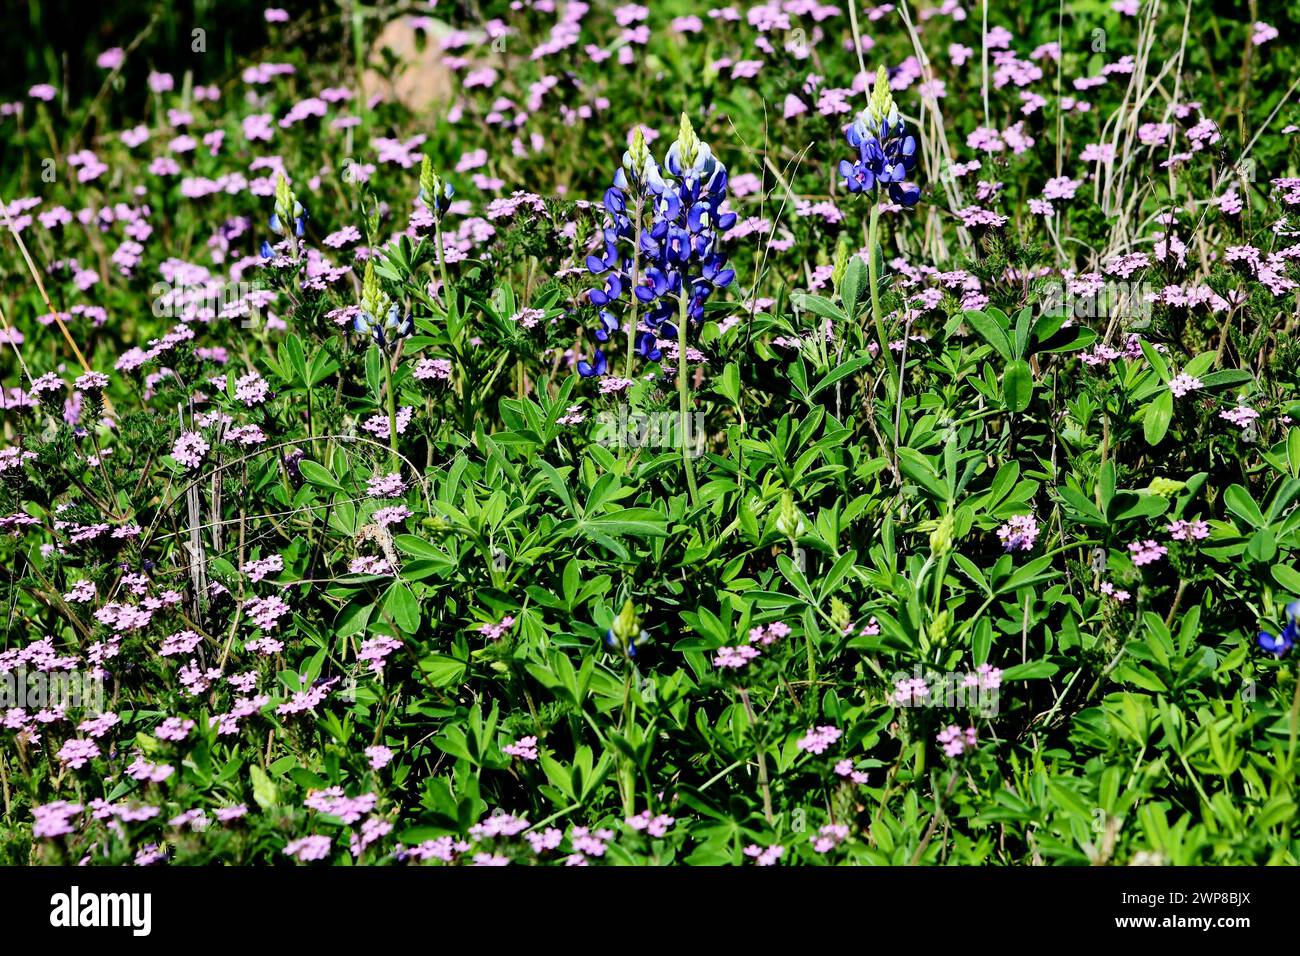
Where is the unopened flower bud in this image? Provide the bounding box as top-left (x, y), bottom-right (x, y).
top-left (830, 597), bottom-right (852, 634)
top-left (831, 235), bottom-right (851, 295)
top-left (776, 492), bottom-right (805, 540)
top-left (930, 513), bottom-right (955, 556)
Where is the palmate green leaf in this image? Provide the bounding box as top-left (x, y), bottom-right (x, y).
top-left (1000, 555), bottom-right (1056, 593)
top-left (434, 725), bottom-right (476, 765)
top-left (307, 349), bottom-right (339, 386)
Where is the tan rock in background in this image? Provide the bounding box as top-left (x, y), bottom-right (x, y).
top-left (360, 17), bottom-right (484, 114)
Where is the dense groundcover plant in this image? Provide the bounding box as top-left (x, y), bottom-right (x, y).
top-left (1, 0), bottom-right (1300, 866)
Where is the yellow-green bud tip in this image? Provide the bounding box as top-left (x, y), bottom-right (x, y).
top-left (677, 112), bottom-right (700, 167)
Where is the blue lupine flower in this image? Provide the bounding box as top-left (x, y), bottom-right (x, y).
top-left (579, 116), bottom-right (736, 377)
top-left (354, 302), bottom-right (413, 351)
top-left (603, 600), bottom-right (646, 659)
top-left (604, 628), bottom-right (637, 658)
top-left (353, 260), bottom-right (411, 351)
top-left (839, 67), bottom-right (920, 207)
top-left (268, 208), bottom-right (306, 237)
top-left (262, 172), bottom-right (307, 258)
top-left (1258, 600), bottom-right (1300, 656)
top-left (419, 156), bottom-right (455, 217)
top-left (576, 349), bottom-right (607, 378)
top-left (418, 182), bottom-right (455, 214)
top-left (580, 146), bottom-right (648, 376)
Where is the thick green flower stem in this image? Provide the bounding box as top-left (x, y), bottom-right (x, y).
top-left (1289, 666), bottom-right (1300, 767)
top-left (624, 194), bottom-right (644, 380)
top-left (383, 351), bottom-right (399, 464)
top-left (434, 218), bottom-right (454, 319)
top-left (619, 668), bottom-right (637, 818)
top-left (738, 687), bottom-right (775, 824)
top-left (677, 294), bottom-right (700, 508)
top-left (867, 202), bottom-right (898, 398)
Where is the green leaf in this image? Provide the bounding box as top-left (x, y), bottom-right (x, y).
top-left (1001, 660), bottom-right (1058, 680)
top-left (394, 534), bottom-right (442, 558)
top-left (1270, 564), bottom-right (1300, 594)
top-left (715, 362), bottom-right (741, 405)
top-left (811, 356), bottom-right (871, 398)
top-left (818, 550), bottom-right (858, 601)
top-left (897, 447), bottom-right (950, 502)
top-left (791, 293), bottom-right (847, 325)
top-left (1198, 369), bottom-right (1255, 390)
top-left (1224, 484), bottom-right (1266, 529)
top-left (284, 334), bottom-right (307, 385)
top-left (1248, 528), bottom-right (1277, 563)
top-left (964, 309), bottom-right (1013, 361)
top-left (249, 765), bottom-right (278, 810)
top-left (365, 344), bottom-right (383, 397)
top-left (299, 460), bottom-right (345, 494)
top-left (1002, 359), bottom-right (1033, 413)
top-left (420, 653), bottom-right (467, 687)
top-left (1143, 390), bottom-right (1173, 446)
top-left (840, 255), bottom-right (867, 318)
top-left (384, 582), bottom-right (421, 633)
top-left (1140, 340), bottom-right (1171, 384)
top-left (1012, 307), bottom-right (1032, 359)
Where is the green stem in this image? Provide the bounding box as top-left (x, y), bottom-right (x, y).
top-left (383, 353), bottom-right (399, 464)
top-left (625, 195), bottom-right (644, 379)
top-left (738, 687), bottom-right (774, 824)
top-left (677, 294), bottom-right (699, 507)
top-left (805, 623), bottom-right (816, 686)
top-left (306, 385), bottom-right (317, 461)
top-left (620, 669), bottom-right (636, 818)
top-left (867, 202), bottom-right (898, 395)
top-left (434, 219), bottom-right (454, 320)
top-left (1289, 665), bottom-right (1300, 770)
